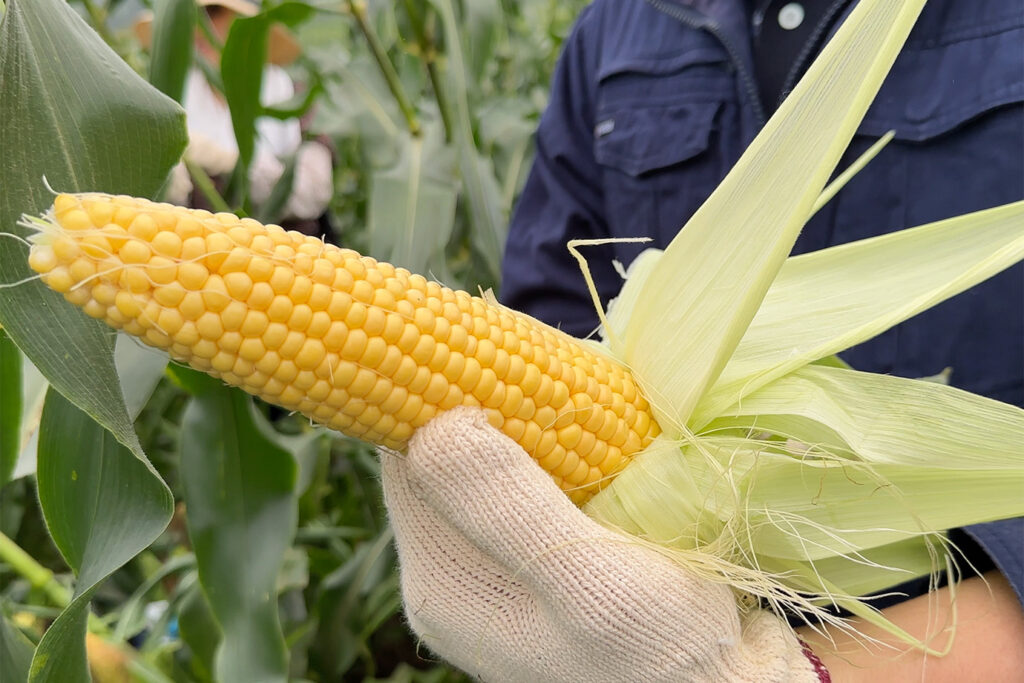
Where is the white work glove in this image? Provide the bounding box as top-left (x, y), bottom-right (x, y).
top-left (381, 408), bottom-right (823, 683)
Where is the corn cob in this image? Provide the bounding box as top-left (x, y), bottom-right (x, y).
top-left (25, 193), bottom-right (660, 503)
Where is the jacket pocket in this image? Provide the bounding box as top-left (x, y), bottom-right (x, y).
top-left (591, 53), bottom-right (740, 263)
top-left (593, 101), bottom-right (720, 176)
top-left (858, 10), bottom-right (1024, 142)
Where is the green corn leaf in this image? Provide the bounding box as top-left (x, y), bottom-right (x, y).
top-left (0, 328), bottom-right (21, 488)
top-left (114, 335), bottom-right (169, 422)
top-left (368, 125), bottom-right (458, 276)
top-left (0, 0), bottom-right (185, 459)
top-left (9, 354), bottom-right (48, 482)
top-left (148, 0), bottom-right (196, 103)
top-left (0, 0), bottom-right (181, 677)
top-left (221, 3), bottom-right (313, 174)
top-left (1, 603), bottom-right (35, 683)
top-left (461, 0), bottom-right (501, 86)
top-left (428, 0), bottom-right (507, 281)
top-left (32, 390), bottom-right (171, 682)
top-left (176, 369), bottom-right (297, 683)
top-left (176, 578), bottom-right (221, 683)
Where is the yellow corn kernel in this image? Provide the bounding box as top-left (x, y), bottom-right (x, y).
top-left (178, 262), bottom-right (209, 290)
top-left (122, 267), bottom-right (151, 294)
top-left (247, 282), bottom-right (274, 310)
top-left (179, 292), bottom-right (205, 321)
top-left (267, 295), bottom-right (294, 323)
top-left (146, 256), bottom-right (177, 286)
top-left (341, 328), bottom-right (368, 360)
top-left (473, 368), bottom-right (498, 402)
top-left (308, 283), bottom-right (332, 310)
top-left (196, 312), bottom-right (224, 340)
top-left (288, 304), bottom-right (313, 332)
top-left (240, 310), bottom-right (269, 337)
top-left (220, 301), bottom-right (248, 332)
top-left (28, 247), bottom-right (58, 274)
top-left (278, 331), bottom-right (305, 360)
top-left (407, 366), bottom-right (432, 395)
top-left (224, 272), bottom-right (253, 300)
top-left (219, 332), bottom-right (242, 354)
top-left (152, 231), bottom-right (183, 258)
top-left (238, 337), bottom-right (267, 363)
top-left (421, 373), bottom-right (449, 405)
top-left (307, 311), bottom-right (332, 339)
top-left (439, 384), bottom-right (464, 410)
top-left (128, 214), bottom-right (158, 242)
top-left (84, 199), bottom-right (115, 227)
top-left (295, 339), bottom-right (326, 370)
top-left (377, 346), bottom-right (403, 376)
top-left (500, 384), bottom-right (525, 419)
top-left (361, 337), bottom-right (387, 368)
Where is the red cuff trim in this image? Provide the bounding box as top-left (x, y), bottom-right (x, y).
top-left (797, 638), bottom-right (831, 683)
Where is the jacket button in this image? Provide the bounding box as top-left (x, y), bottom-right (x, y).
top-left (778, 3), bottom-right (805, 30)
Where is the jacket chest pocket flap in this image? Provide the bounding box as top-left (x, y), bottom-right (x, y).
top-left (858, 13), bottom-right (1024, 141)
top-left (593, 101), bottom-right (721, 177)
top-left (593, 49), bottom-right (733, 177)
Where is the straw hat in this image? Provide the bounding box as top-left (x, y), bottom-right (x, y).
top-left (134, 0), bottom-right (301, 66)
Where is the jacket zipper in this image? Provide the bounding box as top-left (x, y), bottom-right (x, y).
top-left (775, 0), bottom-right (855, 110)
top-left (645, 0), bottom-right (767, 127)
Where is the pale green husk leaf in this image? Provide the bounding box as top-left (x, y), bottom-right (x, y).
top-left (693, 200), bottom-right (1024, 426)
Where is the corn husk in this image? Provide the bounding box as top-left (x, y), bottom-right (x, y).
top-left (580, 0), bottom-right (1024, 645)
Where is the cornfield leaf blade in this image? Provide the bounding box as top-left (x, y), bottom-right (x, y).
top-left (428, 0), bottom-right (507, 280)
top-left (0, 0), bottom-right (179, 678)
top-left (221, 3), bottom-right (313, 173)
top-left (0, 0), bottom-right (185, 457)
top-left (148, 0), bottom-right (196, 102)
top-left (368, 127), bottom-right (458, 276)
top-left (176, 369), bottom-right (297, 683)
top-left (0, 328), bottom-right (21, 488)
top-left (1, 604), bottom-right (35, 682)
top-left (31, 390), bottom-right (171, 682)
top-left (177, 578), bottom-right (221, 683)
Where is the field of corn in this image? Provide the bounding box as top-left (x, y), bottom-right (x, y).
top-left (0, 0), bottom-right (588, 680)
top-left (5, 0), bottom-right (1024, 679)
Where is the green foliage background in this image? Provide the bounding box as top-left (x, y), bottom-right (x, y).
top-left (0, 0), bottom-right (586, 680)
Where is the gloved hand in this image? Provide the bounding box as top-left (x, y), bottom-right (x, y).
top-left (381, 407), bottom-right (825, 683)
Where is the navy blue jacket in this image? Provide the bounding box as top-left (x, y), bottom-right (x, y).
top-left (501, 0), bottom-right (1024, 605)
